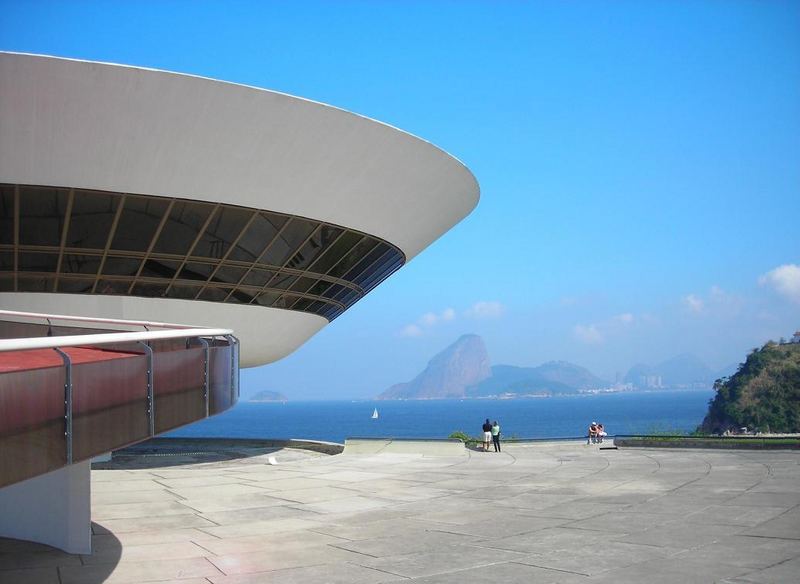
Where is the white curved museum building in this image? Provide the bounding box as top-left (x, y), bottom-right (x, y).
top-left (0, 52), bottom-right (479, 368)
top-left (0, 52), bottom-right (478, 553)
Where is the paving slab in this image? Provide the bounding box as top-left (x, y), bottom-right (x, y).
top-left (80, 540), bottom-right (209, 565)
top-left (672, 535), bottom-right (800, 570)
top-left (330, 530), bottom-right (472, 557)
top-left (517, 540), bottom-right (677, 576)
top-left (91, 500), bottom-right (197, 521)
top-left (615, 521), bottom-right (736, 550)
top-left (401, 560), bottom-right (588, 584)
top-left (59, 557), bottom-right (221, 584)
top-left (177, 492), bottom-right (298, 513)
top-left (741, 506), bottom-right (800, 540)
top-left (562, 510), bottom-right (672, 534)
top-left (358, 543), bottom-right (526, 578)
top-left (91, 513), bottom-right (219, 534)
top-left (198, 517), bottom-right (324, 539)
top-left (311, 517), bottom-right (433, 541)
top-left (0, 567), bottom-right (60, 584)
top-left (474, 525), bottom-right (609, 554)
top-left (193, 529), bottom-right (348, 555)
top-left (584, 554), bottom-right (751, 584)
top-left (205, 544), bottom-right (365, 575)
top-left (207, 562), bottom-right (404, 584)
top-left (724, 556), bottom-right (800, 583)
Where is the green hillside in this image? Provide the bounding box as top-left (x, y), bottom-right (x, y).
top-left (700, 341), bottom-right (800, 434)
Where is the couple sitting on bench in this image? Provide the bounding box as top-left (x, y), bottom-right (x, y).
top-left (588, 421), bottom-right (606, 444)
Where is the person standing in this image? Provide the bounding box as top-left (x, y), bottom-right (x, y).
top-left (491, 420), bottom-right (501, 452)
top-left (588, 422), bottom-right (598, 444)
top-left (482, 418), bottom-right (492, 451)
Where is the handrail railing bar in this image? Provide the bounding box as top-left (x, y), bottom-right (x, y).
top-left (0, 327), bottom-right (233, 353)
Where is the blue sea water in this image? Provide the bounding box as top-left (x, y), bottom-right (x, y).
top-left (166, 390), bottom-right (715, 443)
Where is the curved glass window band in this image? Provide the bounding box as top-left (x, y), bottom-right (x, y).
top-left (0, 184), bottom-right (405, 321)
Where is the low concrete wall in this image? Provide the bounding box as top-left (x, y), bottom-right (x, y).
top-left (343, 438), bottom-right (465, 456)
top-left (615, 437), bottom-right (800, 450)
top-left (115, 437), bottom-right (344, 456)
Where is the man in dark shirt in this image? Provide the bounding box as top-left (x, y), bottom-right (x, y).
top-left (482, 418), bottom-right (493, 451)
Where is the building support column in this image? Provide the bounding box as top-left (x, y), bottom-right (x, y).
top-left (0, 461), bottom-right (91, 554)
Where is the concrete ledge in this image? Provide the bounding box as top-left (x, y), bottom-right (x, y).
top-left (343, 437), bottom-right (465, 456)
top-left (615, 437), bottom-right (800, 450)
top-left (113, 437), bottom-right (344, 457)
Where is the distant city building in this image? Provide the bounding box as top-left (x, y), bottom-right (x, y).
top-left (639, 375), bottom-right (663, 389)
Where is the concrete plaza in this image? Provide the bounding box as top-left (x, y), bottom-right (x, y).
top-left (0, 441), bottom-right (798, 583)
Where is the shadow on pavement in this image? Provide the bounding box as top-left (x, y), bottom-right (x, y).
top-left (0, 522), bottom-right (122, 584)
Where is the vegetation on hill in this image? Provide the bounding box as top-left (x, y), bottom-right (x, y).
top-left (700, 342), bottom-right (800, 434)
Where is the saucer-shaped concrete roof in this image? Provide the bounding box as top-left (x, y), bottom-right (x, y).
top-left (0, 52), bottom-right (479, 259)
top-left (0, 53), bottom-right (480, 367)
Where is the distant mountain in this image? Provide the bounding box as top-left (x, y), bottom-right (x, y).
top-left (467, 362), bottom-right (604, 397)
top-left (536, 360), bottom-right (606, 389)
top-left (378, 335), bottom-right (605, 400)
top-left (377, 334), bottom-right (491, 399)
top-left (248, 390), bottom-right (288, 402)
top-left (466, 365), bottom-right (559, 397)
top-left (625, 353), bottom-right (715, 388)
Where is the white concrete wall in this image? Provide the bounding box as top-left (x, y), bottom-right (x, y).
top-left (0, 293), bottom-right (326, 368)
top-left (0, 461), bottom-right (91, 554)
top-left (0, 53), bottom-right (479, 260)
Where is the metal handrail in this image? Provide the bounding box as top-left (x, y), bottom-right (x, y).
top-left (0, 308), bottom-right (239, 486)
top-left (0, 328), bottom-right (234, 353)
top-left (0, 309), bottom-right (203, 330)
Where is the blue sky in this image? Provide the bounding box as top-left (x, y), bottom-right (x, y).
top-left (3, 1), bottom-right (798, 398)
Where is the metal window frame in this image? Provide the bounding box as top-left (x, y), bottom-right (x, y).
top-left (194, 208), bottom-right (261, 299)
top-left (90, 194), bottom-right (127, 293)
top-left (164, 203), bottom-right (222, 296)
top-left (127, 198), bottom-right (176, 294)
top-left (288, 235), bottom-right (370, 311)
top-left (222, 214), bottom-right (293, 302)
top-left (53, 188), bottom-right (75, 292)
top-left (250, 223), bottom-right (324, 305)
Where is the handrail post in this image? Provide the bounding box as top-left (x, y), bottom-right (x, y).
top-left (233, 336), bottom-right (239, 398)
top-left (138, 341), bottom-right (155, 436)
top-left (224, 335), bottom-right (239, 401)
top-left (53, 348), bottom-right (72, 464)
top-left (197, 337), bottom-right (210, 417)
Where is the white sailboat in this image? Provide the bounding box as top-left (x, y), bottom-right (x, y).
top-left (371, 408), bottom-right (379, 419)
